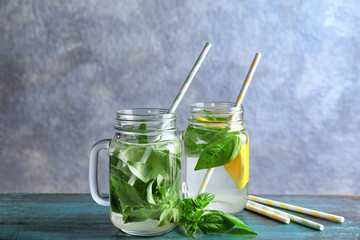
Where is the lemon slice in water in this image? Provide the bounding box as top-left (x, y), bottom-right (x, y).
top-left (224, 140), bottom-right (249, 190)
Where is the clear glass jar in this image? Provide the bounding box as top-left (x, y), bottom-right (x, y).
top-left (89, 109), bottom-right (181, 236)
top-left (183, 102), bottom-right (249, 214)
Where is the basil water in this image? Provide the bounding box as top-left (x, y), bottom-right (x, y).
top-left (183, 102), bottom-right (249, 214)
top-left (89, 109), bottom-right (181, 236)
top-left (109, 140), bottom-right (181, 234)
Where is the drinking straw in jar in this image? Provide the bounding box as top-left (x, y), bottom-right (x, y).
top-left (197, 52), bottom-right (262, 195)
top-left (128, 42), bottom-right (212, 186)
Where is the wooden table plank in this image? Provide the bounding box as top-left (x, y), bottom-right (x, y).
top-left (0, 194), bottom-right (358, 239)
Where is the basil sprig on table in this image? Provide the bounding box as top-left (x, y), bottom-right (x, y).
top-left (178, 193), bottom-right (257, 238)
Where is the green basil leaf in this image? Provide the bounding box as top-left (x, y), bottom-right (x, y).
top-left (195, 133), bottom-right (241, 170)
top-left (206, 210), bottom-right (258, 235)
top-left (172, 208), bottom-right (180, 224)
top-left (133, 179), bottom-right (148, 200)
top-left (158, 179), bottom-right (166, 198)
top-left (196, 193), bottom-right (215, 202)
top-left (147, 148), bottom-right (170, 179)
top-left (109, 183), bottom-right (122, 213)
top-left (122, 207), bottom-right (130, 222)
top-left (146, 179), bottom-right (156, 204)
top-left (193, 210), bottom-right (205, 222)
top-left (151, 148), bottom-right (169, 169)
top-left (158, 208), bottom-right (172, 227)
top-left (149, 209), bottom-right (163, 220)
top-left (181, 198), bottom-right (200, 211)
top-left (198, 212), bottom-right (234, 234)
top-left (127, 161), bottom-right (153, 183)
top-left (180, 203), bottom-right (194, 222)
top-left (109, 154), bottom-right (120, 166)
top-left (157, 174), bottom-right (164, 186)
top-left (167, 187), bottom-right (180, 206)
top-left (124, 208), bottom-right (152, 223)
top-left (118, 145), bottom-right (145, 161)
top-left (110, 157), bottom-right (132, 181)
top-left (151, 177), bottom-right (166, 204)
top-left (178, 216), bottom-right (188, 226)
top-left (111, 176), bottom-right (144, 207)
top-left (184, 125), bottom-right (219, 157)
top-left (196, 193), bottom-right (215, 209)
top-left (148, 203), bottom-right (166, 220)
top-left (184, 223), bottom-right (198, 238)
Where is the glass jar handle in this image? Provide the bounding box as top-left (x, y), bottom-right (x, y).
top-left (89, 139), bottom-right (111, 206)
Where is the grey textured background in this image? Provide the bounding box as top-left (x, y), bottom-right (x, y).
top-left (0, 0), bottom-right (359, 194)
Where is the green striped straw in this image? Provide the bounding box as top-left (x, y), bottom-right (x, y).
top-left (248, 200), bottom-right (324, 231)
top-left (128, 42), bottom-right (212, 186)
top-left (168, 42), bottom-right (212, 112)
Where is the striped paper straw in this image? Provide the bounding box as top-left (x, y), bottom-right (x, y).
top-left (197, 52), bottom-right (262, 195)
top-left (128, 42), bottom-right (212, 186)
top-left (245, 202), bottom-right (290, 224)
top-left (169, 42), bottom-right (212, 112)
top-left (233, 53), bottom-right (262, 109)
top-left (196, 168), bottom-right (214, 195)
top-left (248, 200), bottom-right (324, 231)
top-left (249, 195), bottom-right (345, 223)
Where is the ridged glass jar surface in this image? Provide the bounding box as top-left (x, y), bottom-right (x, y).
top-left (109, 109), bottom-right (181, 236)
top-left (183, 102), bottom-right (249, 214)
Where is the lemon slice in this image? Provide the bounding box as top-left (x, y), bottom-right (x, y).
top-left (224, 139), bottom-right (249, 190)
top-left (195, 116), bottom-right (225, 129)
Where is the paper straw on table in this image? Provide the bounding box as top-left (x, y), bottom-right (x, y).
top-left (245, 202), bottom-right (290, 224)
top-left (128, 42), bottom-right (212, 186)
top-left (249, 195), bottom-right (345, 223)
top-left (197, 52), bottom-right (262, 195)
top-left (248, 200), bottom-right (324, 231)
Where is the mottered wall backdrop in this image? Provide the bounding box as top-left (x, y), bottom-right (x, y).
top-left (0, 0), bottom-right (359, 194)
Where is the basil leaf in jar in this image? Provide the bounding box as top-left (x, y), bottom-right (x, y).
top-left (124, 208), bottom-right (152, 223)
top-left (146, 179), bottom-right (156, 204)
top-left (184, 125), bottom-right (219, 157)
top-left (148, 149), bottom-right (169, 178)
top-left (118, 146), bottom-right (146, 163)
top-left (158, 208), bottom-right (173, 227)
top-left (172, 208), bottom-right (180, 223)
top-left (111, 176), bottom-right (144, 207)
top-left (127, 161), bottom-right (153, 183)
top-left (194, 130), bottom-right (242, 170)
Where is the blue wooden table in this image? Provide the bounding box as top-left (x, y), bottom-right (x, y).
top-left (0, 194), bottom-right (358, 239)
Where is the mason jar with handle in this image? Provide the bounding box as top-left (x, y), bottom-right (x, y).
top-left (183, 102), bottom-right (249, 214)
top-left (89, 108), bottom-right (181, 236)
